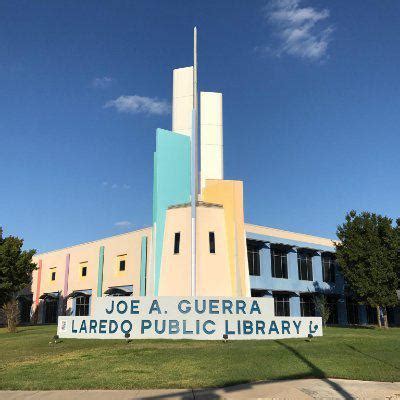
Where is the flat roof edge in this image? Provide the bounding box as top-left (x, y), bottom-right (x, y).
top-left (34, 226), bottom-right (152, 257)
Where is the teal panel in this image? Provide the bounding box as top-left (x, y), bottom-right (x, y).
top-left (140, 236), bottom-right (148, 296)
top-left (97, 246), bottom-right (104, 297)
top-left (152, 128), bottom-right (191, 295)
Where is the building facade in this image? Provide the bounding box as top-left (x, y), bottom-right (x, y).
top-left (28, 40), bottom-right (400, 327)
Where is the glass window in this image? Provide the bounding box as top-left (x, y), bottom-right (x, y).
top-left (297, 252), bottom-right (313, 281)
top-left (271, 248), bottom-right (288, 278)
top-left (174, 232), bottom-right (180, 254)
top-left (274, 294), bottom-right (290, 316)
top-left (326, 295), bottom-right (338, 324)
top-left (51, 271), bottom-right (56, 281)
top-left (322, 254), bottom-right (336, 283)
top-left (75, 295), bottom-right (90, 316)
top-left (247, 240), bottom-right (261, 276)
top-left (119, 260), bottom-right (126, 271)
top-left (346, 297), bottom-right (359, 324)
top-left (366, 305), bottom-right (378, 325)
top-left (300, 294), bottom-right (315, 316)
top-left (209, 232), bottom-right (215, 254)
top-left (81, 266), bottom-right (87, 277)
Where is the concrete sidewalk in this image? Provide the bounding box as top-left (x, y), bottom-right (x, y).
top-left (1, 378), bottom-right (400, 399)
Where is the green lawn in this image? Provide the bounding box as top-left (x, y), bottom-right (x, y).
top-left (0, 325), bottom-right (399, 389)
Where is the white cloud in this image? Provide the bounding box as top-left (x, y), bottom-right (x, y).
top-left (102, 181), bottom-right (108, 186)
top-left (92, 77), bottom-right (114, 89)
top-left (114, 221), bottom-right (132, 228)
top-left (123, 184), bottom-right (131, 190)
top-left (111, 183), bottom-right (118, 189)
top-left (260, 0), bottom-right (333, 61)
top-left (104, 95), bottom-right (171, 116)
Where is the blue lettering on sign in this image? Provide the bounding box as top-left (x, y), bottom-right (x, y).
top-left (281, 320), bottom-right (290, 334)
top-left (224, 320), bottom-right (235, 335)
top-left (169, 320), bottom-right (179, 334)
top-left (183, 320), bottom-right (193, 334)
top-left (236, 300), bottom-right (246, 314)
top-left (131, 300), bottom-right (140, 314)
top-left (243, 320), bottom-right (253, 335)
top-left (99, 319), bottom-right (107, 334)
top-left (109, 320), bottom-right (118, 333)
top-left (105, 301), bottom-right (114, 314)
top-left (155, 320), bottom-right (166, 334)
top-left (222, 300), bottom-right (233, 314)
top-left (178, 300), bottom-right (190, 314)
top-left (268, 320), bottom-right (279, 334)
top-left (79, 320), bottom-right (87, 334)
top-left (293, 320), bottom-right (301, 334)
top-left (141, 319), bottom-right (151, 333)
top-left (256, 320), bottom-right (265, 334)
top-left (149, 300), bottom-right (161, 314)
top-left (250, 300), bottom-right (261, 314)
top-left (72, 320), bottom-right (77, 333)
top-left (89, 320), bottom-right (97, 333)
top-left (121, 320), bottom-right (132, 334)
top-left (209, 299), bottom-right (219, 314)
top-left (195, 300), bottom-right (206, 314)
top-left (203, 320), bottom-right (215, 334)
top-left (116, 301), bottom-right (128, 314)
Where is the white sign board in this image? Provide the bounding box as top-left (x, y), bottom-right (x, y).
top-left (58, 297), bottom-right (323, 340)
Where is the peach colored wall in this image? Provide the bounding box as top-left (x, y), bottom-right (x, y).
top-left (201, 179), bottom-right (250, 297)
top-left (31, 228), bottom-right (152, 316)
top-left (158, 204), bottom-right (233, 296)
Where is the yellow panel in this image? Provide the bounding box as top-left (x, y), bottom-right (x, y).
top-left (201, 179), bottom-right (250, 296)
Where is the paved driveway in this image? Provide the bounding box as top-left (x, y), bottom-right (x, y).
top-left (1, 378), bottom-right (400, 399)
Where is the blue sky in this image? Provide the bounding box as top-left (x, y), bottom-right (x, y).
top-left (1, 0), bottom-right (399, 252)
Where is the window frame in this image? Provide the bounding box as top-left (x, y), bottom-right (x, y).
top-left (297, 252), bottom-right (313, 281)
top-left (51, 271), bottom-right (56, 281)
top-left (273, 293), bottom-right (290, 316)
top-left (75, 295), bottom-right (90, 316)
top-left (271, 247), bottom-right (288, 279)
top-left (322, 254), bottom-right (336, 283)
top-left (300, 294), bottom-right (316, 317)
top-left (247, 240), bottom-right (261, 276)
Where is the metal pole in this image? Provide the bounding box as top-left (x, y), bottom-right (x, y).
top-left (191, 27), bottom-right (198, 296)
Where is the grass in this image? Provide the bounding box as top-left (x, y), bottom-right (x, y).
top-left (0, 325), bottom-right (399, 389)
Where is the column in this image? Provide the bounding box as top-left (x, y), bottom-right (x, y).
top-left (140, 236), bottom-right (148, 296)
top-left (97, 246), bottom-right (105, 297)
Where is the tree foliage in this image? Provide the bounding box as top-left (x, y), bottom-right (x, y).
top-left (335, 211), bottom-right (400, 312)
top-left (0, 227), bottom-right (37, 307)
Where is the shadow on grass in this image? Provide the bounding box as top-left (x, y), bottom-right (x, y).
top-left (138, 341), bottom-right (356, 399)
top-left (275, 340), bottom-right (355, 399)
top-left (344, 344), bottom-right (400, 371)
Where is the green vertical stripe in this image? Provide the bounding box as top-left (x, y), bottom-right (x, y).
top-left (140, 236), bottom-right (147, 296)
top-left (97, 246), bottom-right (104, 297)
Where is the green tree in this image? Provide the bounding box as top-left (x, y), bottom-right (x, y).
top-left (313, 293), bottom-right (330, 326)
top-left (0, 228), bottom-right (36, 331)
top-left (335, 211), bottom-right (400, 328)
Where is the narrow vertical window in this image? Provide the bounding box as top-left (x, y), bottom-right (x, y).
top-left (82, 266), bottom-right (87, 277)
top-left (51, 271), bottom-right (56, 281)
top-left (119, 260), bottom-right (126, 271)
top-left (247, 240), bottom-right (261, 276)
top-left (209, 232), bottom-right (215, 254)
top-left (273, 293), bottom-right (290, 316)
top-left (174, 232), bottom-right (180, 254)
